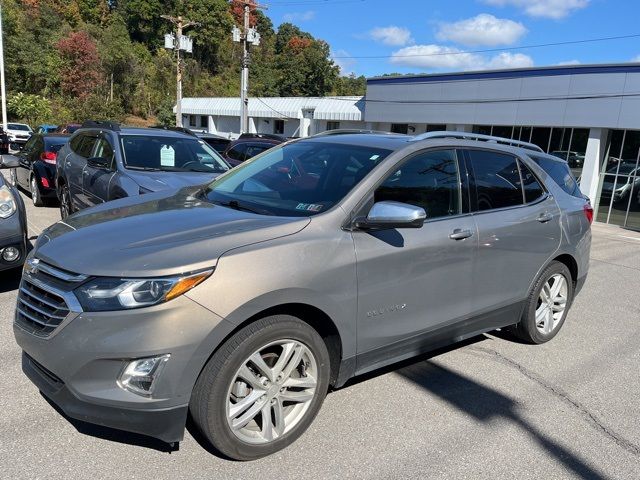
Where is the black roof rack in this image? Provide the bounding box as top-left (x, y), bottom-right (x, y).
top-left (81, 120), bottom-right (121, 132)
top-left (312, 129), bottom-right (401, 137)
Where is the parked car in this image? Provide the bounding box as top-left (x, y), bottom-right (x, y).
top-left (14, 132), bottom-right (591, 461)
top-left (223, 134), bottom-right (284, 166)
top-left (0, 155), bottom-right (28, 271)
top-left (36, 124), bottom-right (59, 134)
top-left (5, 122), bottom-right (33, 149)
top-left (8, 133), bottom-right (70, 206)
top-left (196, 132), bottom-right (232, 154)
top-left (55, 124), bottom-right (82, 134)
top-left (55, 122), bottom-right (230, 218)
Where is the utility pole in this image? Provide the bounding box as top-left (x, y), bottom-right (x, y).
top-left (0, 4), bottom-right (8, 132)
top-left (232, 1), bottom-right (264, 134)
top-left (162, 15), bottom-right (199, 127)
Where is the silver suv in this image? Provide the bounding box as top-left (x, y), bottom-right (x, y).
top-left (14, 132), bottom-right (592, 460)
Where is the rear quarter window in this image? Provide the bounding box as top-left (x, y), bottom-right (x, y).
top-left (528, 154), bottom-right (583, 198)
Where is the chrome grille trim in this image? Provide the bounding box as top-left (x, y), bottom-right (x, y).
top-left (36, 262), bottom-right (88, 283)
top-left (15, 265), bottom-right (83, 339)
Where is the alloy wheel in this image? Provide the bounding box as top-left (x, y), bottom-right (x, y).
top-left (60, 185), bottom-right (71, 219)
top-left (226, 339), bottom-right (318, 445)
top-left (535, 273), bottom-right (568, 334)
top-left (9, 168), bottom-right (17, 187)
top-left (30, 177), bottom-right (39, 205)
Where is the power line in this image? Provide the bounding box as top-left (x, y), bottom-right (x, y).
top-left (254, 97), bottom-right (299, 119)
top-left (332, 33), bottom-right (640, 59)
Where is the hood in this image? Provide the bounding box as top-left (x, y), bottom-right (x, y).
top-left (35, 188), bottom-right (310, 277)
top-left (125, 169), bottom-right (222, 192)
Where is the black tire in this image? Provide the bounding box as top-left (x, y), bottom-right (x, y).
top-left (190, 315), bottom-right (330, 461)
top-left (513, 261), bottom-right (573, 344)
top-left (30, 175), bottom-right (44, 207)
top-left (59, 182), bottom-right (71, 219)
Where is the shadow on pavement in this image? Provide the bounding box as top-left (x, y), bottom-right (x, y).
top-left (0, 266), bottom-right (22, 293)
top-left (41, 394), bottom-right (179, 454)
top-left (397, 361), bottom-right (608, 480)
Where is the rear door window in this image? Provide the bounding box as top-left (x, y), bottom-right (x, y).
top-left (518, 160), bottom-right (545, 203)
top-left (528, 154), bottom-right (583, 197)
top-left (467, 149), bottom-right (524, 211)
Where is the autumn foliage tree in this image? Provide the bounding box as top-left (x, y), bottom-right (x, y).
top-left (56, 31), bottom-right (102, 100)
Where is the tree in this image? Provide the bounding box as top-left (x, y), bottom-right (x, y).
top-left (7, 93), bottom-right (53, 126)
top-left (56, 30), bottom-right (102, 100)
top-left (277, 37), bottom-right (339, 96)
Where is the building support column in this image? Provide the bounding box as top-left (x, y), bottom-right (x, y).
top-left (580, 128), bottom-right (608, 202)
top-left (208, 115), bottom-right (216, 134)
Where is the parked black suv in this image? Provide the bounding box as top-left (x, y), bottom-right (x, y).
top-left (55, 122), bottom-right (230, 218)
top-left (223, 134), bottom-right (285, 166)
top-left (9, 133), bottom-right (70, 206)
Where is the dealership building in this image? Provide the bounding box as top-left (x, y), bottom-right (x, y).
top-left (180, 63), bottom-right (640, 230)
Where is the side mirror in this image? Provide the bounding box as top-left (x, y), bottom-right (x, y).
top-left (355, 201), bottom-right (426, 230)
top-left (0, 154), bottom-right (20, 169)
top-left (87, 156), bottom-right (110, 168)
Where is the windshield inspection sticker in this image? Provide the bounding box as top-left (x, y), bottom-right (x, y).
top-left (160, 145), bottom-right (175, 167)
top-left (296, 203), bottom-right (324, 212)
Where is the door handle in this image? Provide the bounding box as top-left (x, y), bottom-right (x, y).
top-left (537, 212), bottom-right (553, 223)
top-left (449, 229), bottom-right (473, 240)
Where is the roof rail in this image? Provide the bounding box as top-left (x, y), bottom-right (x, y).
top-left (150, 126), bottom-right (198, 137)
top-left (81, 120), bottom-right (121, 132)
top-left (312, 129), bottom-right (401, 137)
top-left (410, 131), bottom-right (544, 153)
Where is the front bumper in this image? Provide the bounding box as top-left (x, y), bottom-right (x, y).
top-left (23, 352), bottom-right (188, 443)
top-left (0, 213), bottom-right (27, 271)
top-left (14, 290), bottom-right (236, 444)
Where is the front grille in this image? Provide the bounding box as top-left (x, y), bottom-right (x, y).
top-left (16, 280), bottom-right (71, 337)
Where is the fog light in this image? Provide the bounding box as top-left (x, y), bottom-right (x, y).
top-left (119, 354), bottom-right (170, 396)
top-left (2, 247), bottom-right (20, 262)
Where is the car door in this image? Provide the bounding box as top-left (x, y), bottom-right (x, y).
top-left (82, 134), bottom-right (116, 206)
top-left (65, 132), bottom-right (98, 209)
top-left (353, 148), bottom-right (478, 372)
top-left (15, 135), bottom-right (38, 188)
top-left (464, 148), bottom-right (562, 317)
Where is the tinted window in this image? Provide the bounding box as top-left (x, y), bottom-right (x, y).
top-left (93, 138), bottom-right (115, 168)
top-left (205, 142), bottom-right (392, 217)
top-left (529, 154), bottom-right (582, 197)
top-left (8, 123), bottom-right (30, 131)
top-left (44, 137), bottom-right (69, 153)
top-left (245, 145), bottom-right (270, 158)
top-left (202, 138), bottom-right (230, 153)
top-left (227, 144), bottom-right (248, 161)
top-left (519, 160), bottom-right (545, 203)
top-left (121, 135), bottom-right (228, 173)
top-left (76, 134), bottom-right (98, 158)
top-left (375, 149), bottom-right (461, 219)
top-left (468, 150), bottom-right (523, 211)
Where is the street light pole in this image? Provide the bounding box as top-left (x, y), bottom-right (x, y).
top-left (0, 4), bottom-right (8, 131)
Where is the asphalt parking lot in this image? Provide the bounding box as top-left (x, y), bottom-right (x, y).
top-left (1, 191), bottom-right (639, 480)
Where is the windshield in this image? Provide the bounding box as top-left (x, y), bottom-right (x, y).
top-left (203, 141), bottom-right (393, 217)
top-left (121, 135), bottom-right (229, 173)
top-left (8, 123), bottom-right (31, 131)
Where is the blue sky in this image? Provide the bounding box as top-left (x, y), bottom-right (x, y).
top-left (266, 0), bottom-right (640, 77)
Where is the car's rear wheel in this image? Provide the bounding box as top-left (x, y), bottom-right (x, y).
top-left (513, 261), bottom-right (573, 344)
top-left (59, 183), bottom-right (71, 219)
top-left (190, 315), bottom-right (330, 461)
top-left (30, 175), bottom-right (44, 207)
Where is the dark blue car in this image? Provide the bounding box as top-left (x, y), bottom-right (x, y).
top-left (55, 122), bottom-right (231, 219)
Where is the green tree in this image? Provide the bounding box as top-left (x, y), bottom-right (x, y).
top-left (7, 93), bottom-right (53, 126)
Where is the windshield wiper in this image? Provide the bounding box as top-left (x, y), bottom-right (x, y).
top-left (125, 165), bottom-right (163, 171)
top-left (211, 199), bottom-right (271, 215)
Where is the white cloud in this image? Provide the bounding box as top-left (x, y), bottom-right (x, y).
top-left (556, 59), bottom-right (581, 65)
top-left (632, 55), bottom-right (640, 63)
top-left (390, 44), bottom-right (533, 71)
top-left (282, 10), bottom-right (316, 22)
top-left (483, 0), bottom-right (589, 19)
top-left (369, 26), bottom-right (413, 46)
top-left (332, 50), bottom-right (357, 75)
top-left (436, 14), bottom-right (527, 46)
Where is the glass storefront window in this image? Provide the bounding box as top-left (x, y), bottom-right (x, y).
top-left (492, 126), bottom-right (513, 139)
top-left (531, 127), bottom-right (551, 152)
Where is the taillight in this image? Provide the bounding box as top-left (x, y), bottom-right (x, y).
top-left (583, 203), bottom-right (594, 225)
top-left (40, 151), bottom-right (57, 164)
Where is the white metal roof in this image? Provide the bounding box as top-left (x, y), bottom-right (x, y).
top-left (179, 96), bottom-right (364, 121)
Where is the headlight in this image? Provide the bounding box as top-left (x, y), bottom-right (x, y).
top-left (0, 185), bottom-right (17, 219)
top-left (74, 270), bottom-right (213, 311)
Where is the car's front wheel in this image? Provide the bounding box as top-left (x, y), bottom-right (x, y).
top-left (30, 176), bottom-right (44, 207)
top-left (513, 261), bottom-right (574, 344)
top-left (190, 315), bottom-right (330, 461)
